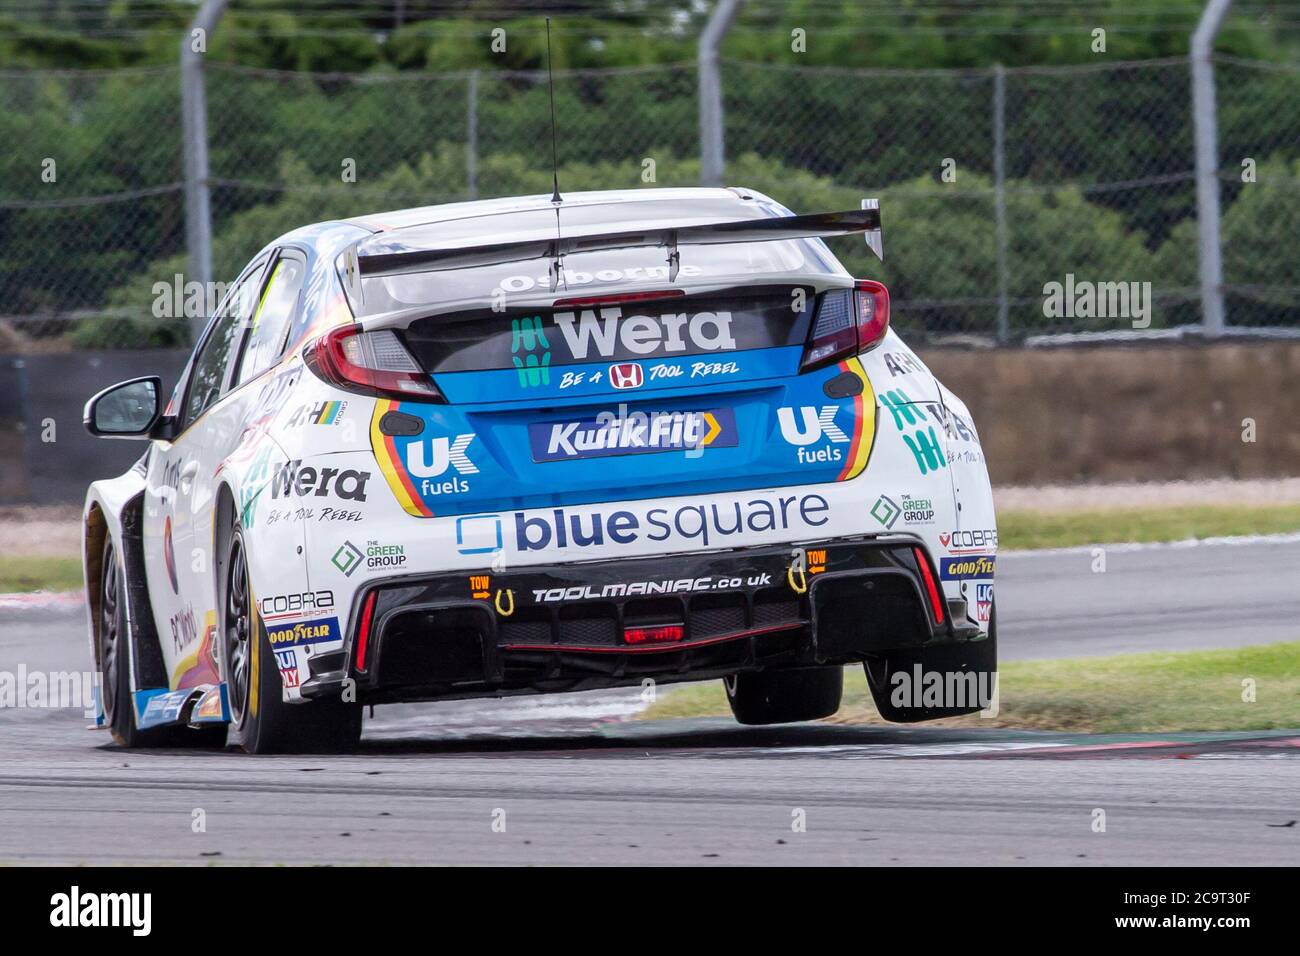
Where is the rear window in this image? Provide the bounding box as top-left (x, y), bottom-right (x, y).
top-left (358, 238), bottom-right (842, 316)
top-left (401, 285), bottom-right (816, 375)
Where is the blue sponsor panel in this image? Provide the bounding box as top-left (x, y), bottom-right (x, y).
top-left (134, 688), bottom-right (188, 729)
top-left (433, 346), bottom-right (801, 404)
top-left (528, 408), bottom-right (739, 462)
top-left (264, 615), bottom-right (342, 649)
top-left (975, 582), bottom-right (994, 622)
top-left (374, 355), bottom-right (873, 518)
top-left (940, 555), bottom-right (996, 581)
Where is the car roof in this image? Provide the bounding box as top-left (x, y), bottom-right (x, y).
top-left (342, 186), bottom-right (770, 235)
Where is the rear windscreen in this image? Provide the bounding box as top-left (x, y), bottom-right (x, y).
top-left (401, 286), bottom-right (815, 374)
top-left (358, 238), bottom-right (842, 316)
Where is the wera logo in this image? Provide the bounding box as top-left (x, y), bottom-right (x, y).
top-left (271, 460), bottom-right (371, 501)
top-left (880, 389), bottom-right (946, 476)
top-left (552, 307), bottom-right (736, 360)
top-left (511, 315), bottom-right (551, 387)
top-left (50, 886), bottom-right (151, 936)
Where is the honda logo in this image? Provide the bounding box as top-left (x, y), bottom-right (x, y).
top-left (609, 363), bottom-right (644, 390)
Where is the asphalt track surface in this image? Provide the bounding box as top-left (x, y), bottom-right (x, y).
top-left (1, 537), bottom-right (1297, 865)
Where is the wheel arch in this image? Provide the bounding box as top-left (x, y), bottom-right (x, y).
top-left (83, 480), bottom-right (169, 692)
top-left (212, 482), bottom-right (239, 607)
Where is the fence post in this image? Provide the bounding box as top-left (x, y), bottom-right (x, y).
top-left (1191, 0), bottom-right (1234, 337)
top-left (698, 0), bottom-right (742, 186)
top-left (180, 0), bottom-right (230, 345)
top-left (467, 69), bottom-right (479, 199)
top-left (992, 63), bottom-right (1010, 344)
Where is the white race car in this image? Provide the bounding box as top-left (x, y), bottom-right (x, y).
top-left (82, 187), bottom-right (997, 753)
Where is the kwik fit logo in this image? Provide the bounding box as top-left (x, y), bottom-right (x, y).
top-left (529, 407), bottom-right (737, 462)
top-left (511, 315), bottom-right (551, 387)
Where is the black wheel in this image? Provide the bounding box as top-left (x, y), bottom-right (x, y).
top-left (98, 535), bottom-right (225, 749)
top-left (864, 604), bottom-right (998, 723)
top-left (223, 524), bottom-right (361, 754)
top-left (724, 666), bottom-right (844, 725)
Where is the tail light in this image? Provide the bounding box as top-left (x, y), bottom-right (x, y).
top-left (304, 324), bottom-right (443, 401)
top-left (623, 624), bottom-right (685, 645)
top-left (800, 279), bottom-right (891, 372)
top-left (354, 590), bottom-right (378, 673)
top-left (912, 546), bottom-right (946, 627)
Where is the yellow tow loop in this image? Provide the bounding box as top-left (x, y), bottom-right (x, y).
top-left (494, 588), bottom-right (515, 617)
top-left (787, 559), bottom-right (808, 595)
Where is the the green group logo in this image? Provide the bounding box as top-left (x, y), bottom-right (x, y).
top-left (511, 315), bottom-right (551, 387)
top-left (870, 495), bottom-right (901, 529)
top-left (331, 541), bottom-right (364, 577)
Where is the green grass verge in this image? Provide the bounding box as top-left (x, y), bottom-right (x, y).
top-left (641, 642), bottom-right (1300, 733)
top-left (998, 503), bottom-right (1300, 550)
top-left (0, 556), bottom-right (83, 593)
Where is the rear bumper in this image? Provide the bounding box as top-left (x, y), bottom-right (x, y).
top-left (301, 535), bottom-right (983, 704)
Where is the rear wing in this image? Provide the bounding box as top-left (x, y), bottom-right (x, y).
top-left (345, 200), bottom-right (883, 291)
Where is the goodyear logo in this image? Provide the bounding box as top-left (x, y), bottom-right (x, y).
top-left (266, 616), bottom-right (341, 648)
top-left (940, 556), bottom-right (996, 581)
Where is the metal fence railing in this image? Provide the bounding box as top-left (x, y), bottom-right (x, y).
top-left (0, 54), bottom-right (1296, 349)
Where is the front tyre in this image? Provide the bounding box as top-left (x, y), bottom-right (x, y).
top-left (724, 666), bottom-right (844, 725)
top-left (223, 524), bottom-right (361, 754)
top-left (98, 535), bottom-right (224, 748)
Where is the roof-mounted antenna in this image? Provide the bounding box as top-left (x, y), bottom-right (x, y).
top-left (545, 17), bottom-right (564, 291)
top-left (545, 17), bottom-right (562, 205)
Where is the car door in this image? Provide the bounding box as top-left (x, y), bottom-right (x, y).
top-left (193, 246), bottom-right (308, 508)
top-left (143, 256), bottom-right (268, 688)
top-left (186, 247), bottom-right (311, 656)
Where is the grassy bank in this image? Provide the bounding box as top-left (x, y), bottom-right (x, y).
top-left (0, 555), bottom-right (83, 593)
top-left (641, 641), bottom-right (1300, 733)
top-left (998, 503), bottom-right (1300, 550)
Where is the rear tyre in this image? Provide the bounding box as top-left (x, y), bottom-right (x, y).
top-left (223, 524), bottom-right (361, 755)
top-left (864, 605), bottom-right (998, 723)
top-left (724, 666), bottom-right (844, 725)
top-left (98, 535), bottom-right (225, 749)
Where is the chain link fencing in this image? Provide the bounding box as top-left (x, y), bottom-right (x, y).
top-left (0, 54), bottom-right (1296, 350)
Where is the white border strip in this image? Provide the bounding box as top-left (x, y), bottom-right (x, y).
top-left (0, 590), bottom-right (84, 611)
top-left (1002, 530), bottom-right (1300, 558)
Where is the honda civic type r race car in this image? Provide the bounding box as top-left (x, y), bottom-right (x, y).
top-left (82, 187), bottom-right (998, 754)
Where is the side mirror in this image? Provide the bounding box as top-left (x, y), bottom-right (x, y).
top-left (84, 376), bottom-right (163, 439)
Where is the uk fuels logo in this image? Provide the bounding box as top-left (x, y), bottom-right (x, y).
top-left (777, 405), bottom-right (850, 465)
top-left (404, 434), bottom-right (478, 496)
